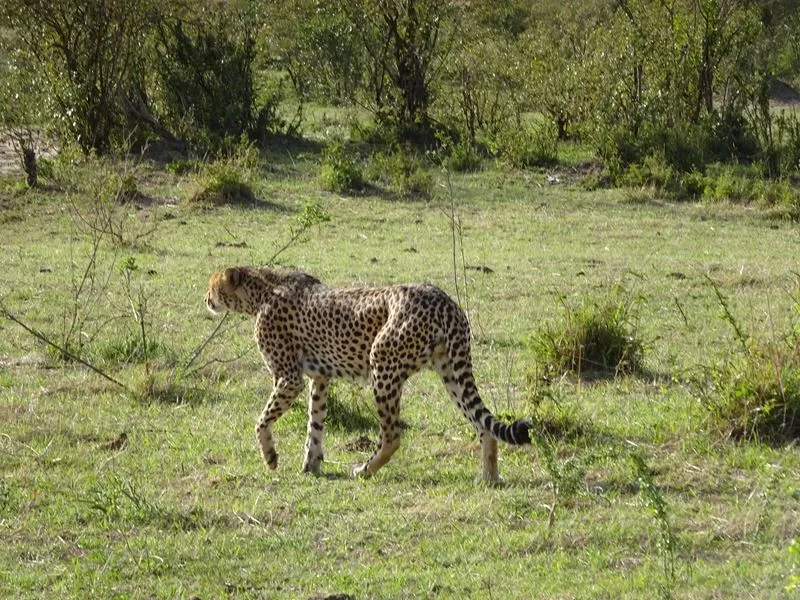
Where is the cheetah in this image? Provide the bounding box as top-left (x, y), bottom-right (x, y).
top-left (204, 266), bottom-right (531, 483)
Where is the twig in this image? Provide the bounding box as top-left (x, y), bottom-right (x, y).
top-left (266, 226), bottom-right (306, 266)
top-left (673, 296), bottom-right (691, 329)
top-left (181, 312), bottom-right (230, 375)
top-left (0, 305), bottom-right (130, 393)
top-left (705, 274), bottom-right (750, 354)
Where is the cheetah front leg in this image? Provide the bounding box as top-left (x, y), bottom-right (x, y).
top-left (301, 376), bottom-right (329, 474)
top-left (256, 374), bottom-right (304, 470)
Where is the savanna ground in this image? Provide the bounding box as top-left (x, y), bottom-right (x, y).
top-left (0, 131), bottom-right (799, 599)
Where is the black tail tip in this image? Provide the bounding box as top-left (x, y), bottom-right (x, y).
top-left (512, 419), bottom-right (532, 445)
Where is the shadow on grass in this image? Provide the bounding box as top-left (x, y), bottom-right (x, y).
top-left (132, 375), bottom-right (223, 406)
top-left (262, 136), bottom-right (325, 169)
top-left (326, 390), bottom-right (377, 434)
top-left (531, 411), bottom-right (620, 447)
top-left (187, 182), bottom-right (294, 213)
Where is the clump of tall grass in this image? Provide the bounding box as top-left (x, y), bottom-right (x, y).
top-left (187, 138), bottom-right (259, 206)
top-left (694, 278), bottom-right (800, 443)
top-left (530, 285), bottom-right (646, 378)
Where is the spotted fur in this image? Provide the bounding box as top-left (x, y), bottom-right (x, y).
top-left (205, 266), bottom-right (531, 483)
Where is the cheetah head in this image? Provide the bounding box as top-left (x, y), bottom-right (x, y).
top-left (205, 267), bottom-right (246, 315)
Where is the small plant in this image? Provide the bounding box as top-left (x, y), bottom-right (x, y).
top-left (266, 201), bottom-right (332, 265)
top-left (95, 335), bottom-right (170, 368)
top-left (325, 382), bottom-right (377, 433)
top-left (694, 279), bottom-right (800, 443)
top-left (69, 162), bottom-right (159, 248)
top-left (789, 538), bottom-right (800, 593)
top-left (630, 452), bottom-right (676, 599)
top-left (530, 285), bottom-right (645, 378)
top-left (84, 474), bottom-right (205, 532)
top-left (0, 478), bottom-right (19, 517)
top-left (527, 427), bottom-right (588, 530)
top-left (320, 141), bottom-right (363, 193)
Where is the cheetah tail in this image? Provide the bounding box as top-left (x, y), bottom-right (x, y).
top-left (488, 418), bottom-right (532, 446)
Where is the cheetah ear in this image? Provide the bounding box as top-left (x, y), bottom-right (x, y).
top-left (222, 267), bottom-right (244, 290)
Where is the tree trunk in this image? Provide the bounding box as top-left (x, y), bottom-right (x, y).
top-left (22, 146), bottom-right (37, 188)
top-left (696, 26), bottom-right (714, 120)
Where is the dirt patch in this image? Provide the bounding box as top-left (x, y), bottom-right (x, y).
top-left (98, 432), bottom-right (128, 451)
top-left (0, 355), bottom-right (46, 368)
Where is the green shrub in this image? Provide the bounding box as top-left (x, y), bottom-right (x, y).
top-left (698, 341), bottom-right (800, 443)
top-left (776, 112), bottom-right (800, 176)
top-left (490, 120), bottom-right (558, 168)
top-left (530, 286), bottom-right (645, 378)
top-left (152, 10), bottom-right (287, 154)
top-left (444, 138), bottom-right (483, 173)
top-left (595, 115), bottom-right (762, 189)
top-left (131, 370), bottom-right (213, 406)
top-left (680, 170), bottom-right (708, 199)
top-left (165, 159), bottom-right (199, 175)
top-left (365, 146), bottom-right (433, 199)
top-left (702, 165), bottom-right (755, 202)
top-left (618, 153), bottom-right (684, 196)
top-left (320, 141), bottom-right (363, 193)
top-left (694, 281), bottom-right (800, 443)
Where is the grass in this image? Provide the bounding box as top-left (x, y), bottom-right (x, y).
top-left (693, 278), bottom-right (800, 444)
top-left (529, 284), bottom-right (646, 378)
top-left (0, 137), bottom-right (799, 598)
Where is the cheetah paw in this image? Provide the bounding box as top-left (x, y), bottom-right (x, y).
top-left (474, 473), bottom-right (503, 487)
top-left (263, 448), bottom-right (279, 470)
top-left (349, 463), bottom-right (372, 479)
top-left (301, 460), bottom-right (322, 475)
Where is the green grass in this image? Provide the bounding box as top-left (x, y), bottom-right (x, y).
top-left (0, 144), bottom-right (799, 598)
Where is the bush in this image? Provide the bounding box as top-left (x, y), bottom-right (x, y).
top-left (365, 146), bottom-right (433, 199)
top-left (530, 286), bottom-right (645, 378)
top-left (320, 141), bottom-right (363, 193)
top-left (152, 10), bottom-right (287, 154)
top-left (1, 0), bottom-right (151, 154)
top-left (694, 281), bottom-right (800, 443)
top-left (595, 114), bottom-right (762, 187)
top-left (775, 112), bottom-right (800, 176)
top-left (490, 120), bottom-right (558, 168)
top-left (165, 159), bottom-right (200, 176)
top-left (702, 164), bottom-right (754, 202)
top-left (444, 138), bottom-right (483, 173)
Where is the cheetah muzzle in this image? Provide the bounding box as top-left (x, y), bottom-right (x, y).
top-left (204, 266), bottom-right (531, 483)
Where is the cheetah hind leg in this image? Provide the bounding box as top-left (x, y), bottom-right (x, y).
top-left (433, 356), bottom-right (502, 486)
top-left (475, 432), bottom-right (502, 486)
top-left (351, 370), bottom-right (403, 479)
top-left (301, 376), bottom-right (329, 474)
